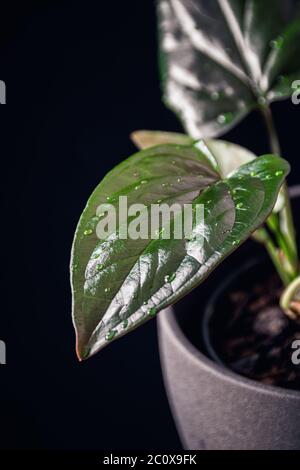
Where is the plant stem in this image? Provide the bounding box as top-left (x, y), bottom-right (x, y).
top-left (280, 275), bottom-right (300, 319)
top-left (259, 105), bottom-right (299, 282)
top-left (260, 105), bottom-right (281, 155)
top-left (258, 228), bottom-right (291, 286)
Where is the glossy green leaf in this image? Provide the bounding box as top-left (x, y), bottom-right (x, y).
top-left (158, 0), bottom-right (300, 137)
top-left (71, 143), bottom-right (289, 359)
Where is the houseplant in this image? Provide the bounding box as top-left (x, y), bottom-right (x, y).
top-left (70, 0), bottom-right (300, 449)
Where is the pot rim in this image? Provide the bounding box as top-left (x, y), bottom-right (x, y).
top-left (159, 306), bottom-right (300, 400)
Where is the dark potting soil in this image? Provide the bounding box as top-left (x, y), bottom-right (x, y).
top-left (210, 270), bottom-right (300, 390)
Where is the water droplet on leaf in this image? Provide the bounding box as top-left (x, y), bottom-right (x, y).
top-left (105, 329), bottom-right (117, 341)
top-left (165, 273), bottom-right (176, 283)
top-left (211, 91), bottom-right (220, 101)
top-left (148, 307), bottom-right (157, 317)
top-left (217, 112), bottom-right (233, 125)
top-left (270, 36), bottom-right (284, 50)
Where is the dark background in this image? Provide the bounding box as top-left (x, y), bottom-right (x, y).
top-left (0, 0), bottom-right (299, 450)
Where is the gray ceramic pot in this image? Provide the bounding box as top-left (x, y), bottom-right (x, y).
top-left (158, 307), bottom-right (300, 450)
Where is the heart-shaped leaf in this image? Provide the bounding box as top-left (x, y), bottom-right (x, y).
top-left (158, 0), bottom-right (300, 137)
top-left (71, 143), bottom-right (289, 359)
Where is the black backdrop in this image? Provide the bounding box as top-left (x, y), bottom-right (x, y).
top-left (0, 0), bottom-right (299, 450)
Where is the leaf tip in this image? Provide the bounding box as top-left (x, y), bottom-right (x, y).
top-left (76, 338), bottom-right (91, 362)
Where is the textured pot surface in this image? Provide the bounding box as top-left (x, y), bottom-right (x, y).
top-left (158, 307), bottom-right (300, 450)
